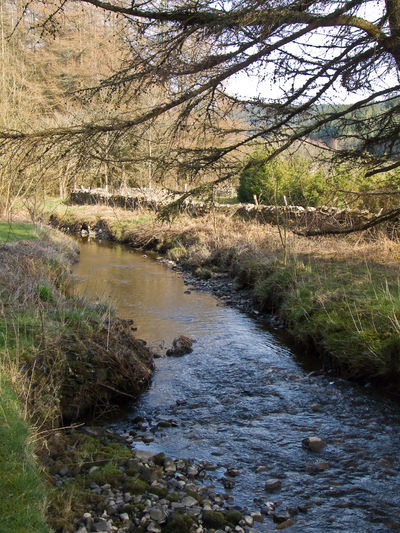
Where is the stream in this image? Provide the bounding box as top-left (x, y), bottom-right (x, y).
top-left (73, 238), bottom-right (400, 532)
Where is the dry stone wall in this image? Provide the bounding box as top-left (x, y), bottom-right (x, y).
top-left (69, 188), bottom-right (373, 232)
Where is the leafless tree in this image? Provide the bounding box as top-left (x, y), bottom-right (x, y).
top-left (2, 0), bottom-right (400, 227)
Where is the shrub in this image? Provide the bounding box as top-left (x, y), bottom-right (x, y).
top-left (237, 151), bottom-right (326, 206)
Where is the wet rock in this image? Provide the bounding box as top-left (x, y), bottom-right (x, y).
top-left (306, 461), bottom-right (330, 474)
top-left (226, 468), bottom-right (240, 477)
top-left (251, 511), bottom-right (263, 523)
top-left (273, 511), bottom-right (291, 524)
top-left (244, 514), bottom-right (254, 526)
top-left (166, 336), bottom-right (196, 356)
top-left (222, 477), bottom-right (235, 489)
top-left (276, 518), bottom-right (295, 529)
top-left (163, 458), bottom-right (176, 473)
top-left (264, 479), bottom-right (281, 491)
top-left (302, 437), bottom-right (327, 452)
top-left (157, 419), bottom-right (178, 428)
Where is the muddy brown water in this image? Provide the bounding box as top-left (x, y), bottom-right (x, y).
top-left (73, 238), bottom-right (400, 532)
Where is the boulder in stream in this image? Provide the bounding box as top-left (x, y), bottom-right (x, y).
top-left (302, 436), bottom-right (327, 452)
top-left (166, 335), bottom-right (196, 356)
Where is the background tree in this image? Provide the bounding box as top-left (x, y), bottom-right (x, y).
top-left (1, 0), bottom-right (400, 227)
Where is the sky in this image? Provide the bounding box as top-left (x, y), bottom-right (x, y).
top-left (225, 1), bottom-right (390, 103)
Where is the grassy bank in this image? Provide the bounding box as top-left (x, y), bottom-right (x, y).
top-left (0, 222), bottom-right (50, 532)
top-left (47, 203), bottom-right (400, 391)
top-left (0, 222), bottom-right (154, 531)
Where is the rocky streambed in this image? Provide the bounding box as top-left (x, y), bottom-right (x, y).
top-left (46, 425), bottom-right (278, 533)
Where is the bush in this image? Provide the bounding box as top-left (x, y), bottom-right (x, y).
top-left (237, 151), bottom-right (326, 206)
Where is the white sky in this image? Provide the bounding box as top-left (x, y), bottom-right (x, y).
top-left (225, 2), bottom-right (389, 103)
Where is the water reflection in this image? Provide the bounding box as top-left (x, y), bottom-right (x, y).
top-left (73, 238), bottom-right (400, 533)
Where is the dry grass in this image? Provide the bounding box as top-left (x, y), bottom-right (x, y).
top-left (45, 203), bottom-right (400, 388)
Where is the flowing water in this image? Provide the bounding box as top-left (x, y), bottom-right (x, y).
top-left (73, 238), bottom-right (400, 532)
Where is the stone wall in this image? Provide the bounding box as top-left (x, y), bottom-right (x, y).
top-left (69, 188), bottom-right (373, 232)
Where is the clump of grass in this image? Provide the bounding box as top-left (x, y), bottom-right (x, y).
top-left (123, 477), bottom-right (149, 494)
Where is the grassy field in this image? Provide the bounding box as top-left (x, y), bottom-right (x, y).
top-left (46, 202), bottom-right (400, 391)
top-left (0, 221), bottom-right (40, 242)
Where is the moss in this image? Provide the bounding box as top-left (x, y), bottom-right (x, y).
top-left (167, 246), bottom-right (187, 262)
top-left (88, 462), bottom-right (124, 486)
top-left (153, 452), bottom-right (166, 466)
top-left (166, 492), bottom-right (180, 502)
top-left (185, 489), bottom-right (202, 503)
top-left (149, 486), bottom-right (168, 498)
top-left (194, 266), bottom-right (212, 280)
top-left (162, 513), bottom-right (193, 533)
top-left (225, 510), bottom-right (243, 525)
top-left (202, 510), bottom-right (225, 529)
top-left (125, 459), bottom-right (141, 476)
top-left (124, 477), bottom-right (149, 494)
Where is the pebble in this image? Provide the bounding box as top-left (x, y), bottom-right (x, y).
top-left (163, 458), bottom-right (176, 472)
top-left (92, 519), bottom-right (111, 532)
top-left (149, 508), bottom-right (164, 522)
top-left (182, 495), bottom-right (198, 507)
top-left (244, 514), bottom-right (254, 526)
top-left (251, 511), bottom-right (263, 523)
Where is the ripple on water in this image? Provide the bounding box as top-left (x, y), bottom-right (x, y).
top-left (73, 239), bottom-right (400, 533)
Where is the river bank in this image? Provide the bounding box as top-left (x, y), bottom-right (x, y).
top-left (46, 202), bottom-right (400, 393)
top-left (0, 223), bottom-right (154, 531)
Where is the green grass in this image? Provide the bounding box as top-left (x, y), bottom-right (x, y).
top-left (253, 257), bottom-right (400, 382)
top-left (46, 204), bottom-right (400, 388)
top-left (0, 222), bottom-right (39, 243)
top-left (0, 375), bottom-right (49, 533)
